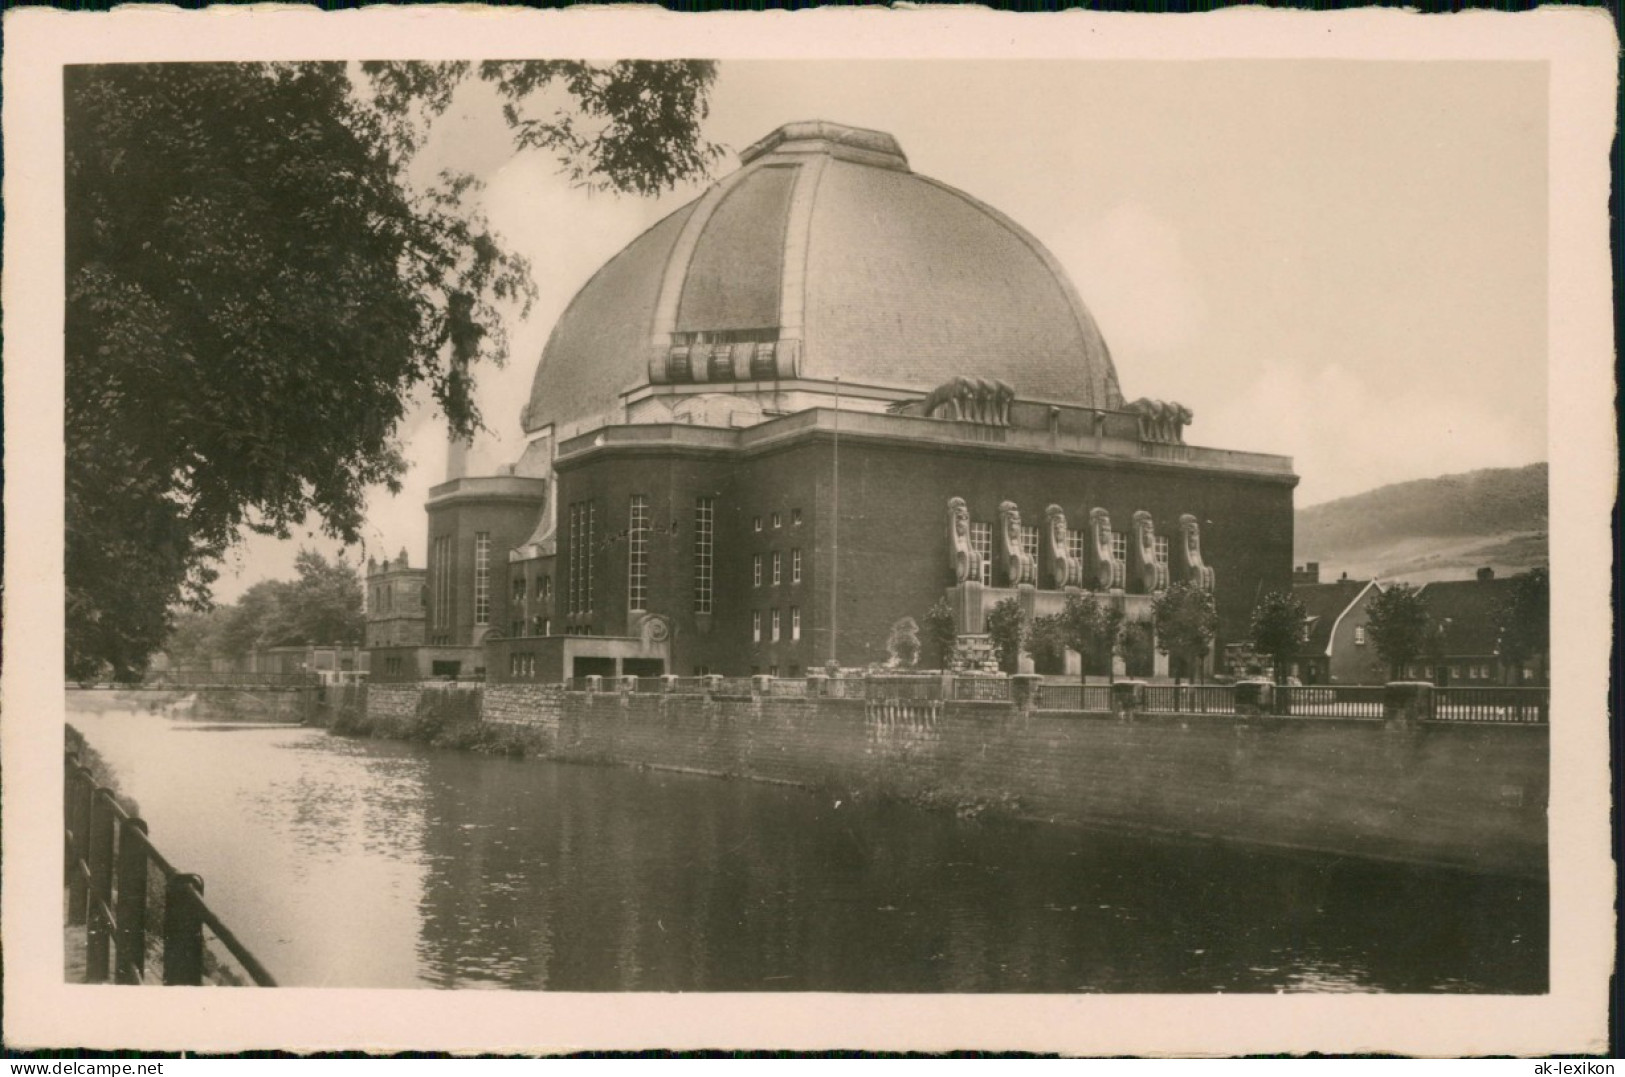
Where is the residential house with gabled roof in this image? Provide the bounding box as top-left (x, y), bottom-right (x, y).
top-left (1403, 567), bottom-right (1544, 686)
top-left (1290, 567), bottom-right (1384, 685)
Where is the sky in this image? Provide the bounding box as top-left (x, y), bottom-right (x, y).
top-left (215, 59), bottom-right (1549, 600)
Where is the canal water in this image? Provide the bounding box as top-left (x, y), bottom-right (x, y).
top-left (68, 697), bottom-right (1546, 993)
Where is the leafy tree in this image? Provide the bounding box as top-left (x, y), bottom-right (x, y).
top-left (1250, 591), bottom-right (1308, 685)
top-left (1120, 619), bottom-right (1156, 679)
top-left (1028, 614), bottom-right (1068, 669)
top-left (1365, 584), bottom-right (1431, 680)
top-left (1030, 592), bottom-right (1126, 684)
top-left (65, 61), bottom-right (720, 679)
top-left (1151, 583), bottom-right (1219, 684)
top-left (986, 597), bottom-right (1029, 675)
top-left (922, 598), bottom-right (958, 670)
top-left (162, 607), bottom-right (233, 670)
top-left (886, 617), bottom-right (922, 668)
top-left (185, 550), bottom-right (365, 663)
top-left (1495, 567), bottom-right (1549, 686)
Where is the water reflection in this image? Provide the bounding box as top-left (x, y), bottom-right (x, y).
top-left (69, 698), bottom-right (1546, 992)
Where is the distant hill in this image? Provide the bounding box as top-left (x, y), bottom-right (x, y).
top-left (1295, 463), bottom-right (1547, 584)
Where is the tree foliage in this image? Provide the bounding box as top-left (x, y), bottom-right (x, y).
top-left (986, 597), bottom-right (1029, 675)
top-left (165, 550), bottom-right (365, 666)
top-left (886, 617), bottom-right (922, 668)
top-left (1151, 583), bottom-right (1219, 683)
top-left (1029, 592), bottom-right (1126, 684)
top-left (1250, 591), bottom-right (1308, 685)
top-left (65, 61), bottom-right (720, 679)
top-left (1365, 583), bottom-right (1431, 680)
top-left (1494, 567), bottom-right (1549, 685)
top-left (922, 598), bottom-right (958, 670)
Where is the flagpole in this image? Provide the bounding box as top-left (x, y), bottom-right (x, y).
top-left (830, 375), bottom-right (840, 668)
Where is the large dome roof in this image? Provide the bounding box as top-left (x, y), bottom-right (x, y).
top-left (523, 120), bottom-right (1124, 435)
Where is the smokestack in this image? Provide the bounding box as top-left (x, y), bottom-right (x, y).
top-left (446, 434), bottom-right (471, 481)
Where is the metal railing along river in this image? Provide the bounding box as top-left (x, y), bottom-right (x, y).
top-left (1433, 686), bottom-right (1549, 724)
top-left (544, 673), bottom-right (1545, 723)
top-left (65, 753), bottom-right (276, 986)
top-left (1033, 683), bottom-right (1113, 712)
top-left (142, 669), bottom-right (316, 689)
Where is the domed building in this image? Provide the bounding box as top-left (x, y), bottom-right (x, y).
top-left (377, 121), bottom-right (1297, 683)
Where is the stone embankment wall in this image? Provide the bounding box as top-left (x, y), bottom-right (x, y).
top-left (360, 684), bottom-right (1548, 878)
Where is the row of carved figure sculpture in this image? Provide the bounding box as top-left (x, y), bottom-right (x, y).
top-left (1124, 398), bottom-right (1193, 445)
top-left (920, 376), bottom-right (1016, 426)
top-left (947, 497), bottom-right (1215, 594)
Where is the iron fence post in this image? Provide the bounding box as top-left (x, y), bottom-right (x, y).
top-left (67, 764), bottom-right (95, 926)
top-left (114, 817), bottom-right (150, 984)
top-left (163, 873), bottom-right (206, 986)
top-left (86, 790), bottom-right (117, 982)
top-left (63, 754), bottom-right (78, 888)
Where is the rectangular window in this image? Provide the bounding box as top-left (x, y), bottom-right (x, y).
top-left (792, 508), bottom-right (802, 526)
top-left (513, 576), bottom-right (526, 602)
top-left (791, 606), bottom-right (801, 641)
top-left (752, 610), bottom-right (762, 643)
top-left (1021, 526), bottom-right (1039, 580)
top-left (539, 575), bottom-right (551, 599)
top-left (753, 553), bottom-right (763, 588)
top-left (694, 497), bottom-right (714, 614)
top-left (432, 535), bottom-right (452, 628)
top-left (473, 533), bottom-right (491, 625)
top-left (628, 494), bottom-right (649, 611)
top-left (568, 505), bottom-right (580, 615)
top-left (772, 512), bottom-right (782, 529)
top-left (970, 522), bottom-right (993, 587)
top-left (772, 551), bottom-right (782, 586)
top-left (771, 608), bottom-right (781, 642)
top-left (1354, 625), bottom-right (1366, 646)
top-left (1110, 531), bottom-right (1128, 589)
top-left (769, 665), bottom-right (779, 677)
top-left (792, 548), bottom-right (802, 584)
top-left (512, 620), bottom-right (524, 638)
top-left (1154, 535), bottom-right (1169, 567)
top-left (753, 515), bottom-right (763, 532)
top-left (1067, 532), bottom-right (1085, 576)
top-left (567, 502), bottom-right (597, 616)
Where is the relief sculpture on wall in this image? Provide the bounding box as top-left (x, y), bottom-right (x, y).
top-left (947, 496), bottom-right (981, 584)
top-left (1132, 510), bottom-right (1168, 594)
top-left (1088, 507), bottom-right (1119, 592)
top-left (998, 500), bottom-right (1035, 586)
top-left (1178, 513), bottom-right (1217, 592)
top-left (1045, 504), bottom-right (1080, 589)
